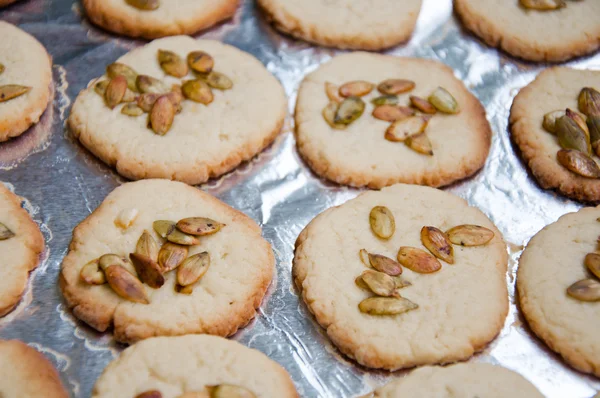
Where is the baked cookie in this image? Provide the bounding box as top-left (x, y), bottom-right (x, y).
top-left (454, 0), bottom-right (600, 62)
top-left (83, 0), bottom-right (239, 39)
top-left (367, 362), bottom-right (542, 398)
top-left (0, 340), bottom-right (69, 398)
top-left (293, 184), bottom-right (508, 370)
top-left (60, 179), bottom-right (274, 344)
top-left (257, 0), bottom-right (422, 50)
top-left (517, 206), bottom-right (600, 377)
top-left (295, 52), bottom-right (491, 188)
top-left (0, 21), bottom-right (53, 142)
top-left (92, 334), bottom-right (298, 397)
top-left (69, 36), bottom-right (286, 185)
top-left (510, 67), bottom-right (600, 202)
top-left (0, 183), bottom-right (44, 317)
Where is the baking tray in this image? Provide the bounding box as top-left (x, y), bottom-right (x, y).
top-left (0, 0), bottom-right (599, 396)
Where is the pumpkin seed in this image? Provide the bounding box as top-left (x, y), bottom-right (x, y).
top-left (378, 79), bottom-right (415, 95)
top-left (105, 76), bottom-right (127, 109)
top-left (410, 95), bottom-right (437, 114)
top-left (355, 275), bottom-right (370, 291)
top-left (158, 242), bottom-right (188, 272)
top-left (121, 103), bottom-right (144, 117)
top-left (136, 231), bottom-right (159, 262)
top-left (177, 252), bottom-right (210, 286)
top-left (556, 149), bottom-right (600, 178)
top-left (519, 0), bottom-right (565, 10)
top-left (334, 96), bottom-right (365, 125)
top-left (125, 0), bottom-right (160, 11)
top-left (587, 115), bottom-right (600, 144)
top-left (392, 275), bottom-right (412, 289)
top-left (368, 253), bottom-right (402, 276)
top-left (153, 220), bottom-right (176, 238)
top-left (176, 217), bottom-right (225, 236)
top-left (397, 247), bottom-right (441, 273)
top-left (167, 228), bottom-right (200, 245)
top-left (566, 108), bottom-right (589, 138)
top-left (129, 253), bottom-right (165, 289)
top-left (104, 264), bottom-right (148, 304)
top-left (405, 132), bottom-right (433, 156)
top-left (372, 105), bottom-right (414, 122)
top-left (428, 87), bottom-right (460, 114)
top-left (106, 63), bottom-right (138, 92)
top-left (98, 254), bottom-right (130, 271)
top-left (182, 79), bottom-right (213, 104)
top-left (339, 81), bottom-right (374, 97)
top-left (94, 80), bottom-right (109, 97)
top-left (542, 110), bottom-right (565, 134)
top-left (322, 102), bottom-right (347, 130)
top-left (567, 279), bottom-right (600, 302)
top-left (158, 49), bottom-right (188, 78)
top-left (137, 93), bottom-right (161, 112)
top-left (359, 248), bottom-right (370, 267)
top-left (0, 222), bottom-right (15, 240)
top-left (136, 75), bottom-right (169, 94)
top-left (80, 259), bottom-right (106, 285)
top-left (210, 385), bottom-right (256, 398)
top-left (371, 95), bottom-right (399, 106)
top-left (421, 226), bottom-right (454, 264)
top-left (200, 71), bottom-right (233, 90)
top-left (578, 87), bottom-right (600, 117)
top-left (584, 252), bottom-right (600, 279)
top-left (557, 115), bottom-right (591, 154)
top-left (360, 270), bottom-right (398, 297)
top-left (358, 297), bottom-right (418, 316)
top-left (384, 116), bottom-right (429, 142)
top-left (446, 225), bottom-right (495, 246)
top-left (135, 391), bottom-right (162, 398)
top-left (175, 284), bottom-right (194, 295)
top-left (369, 206), bottom-right (395, 239)
top-left (122, 88), bottom-right (136, 103)
top-left (0, 63), bottom-right (4, 75)
top-left (150, 95), bottom-right (175, 135)
top-left (0, 85), bottom-right (31, 103)
top-left (325, 82), bottom-right (342, 103)
top-left (187, 51), bottom-right (214, 74)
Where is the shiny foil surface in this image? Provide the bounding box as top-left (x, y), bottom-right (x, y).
top-left (0, 0), bottom-right (599, 397)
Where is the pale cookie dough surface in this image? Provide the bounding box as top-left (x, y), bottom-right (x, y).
top-left (257, 0), bottom-right (422, 50)
top-left (510, 67), bottom-right (600, 202)
top-left (295, 53), bottom-right (491, 189)
top-left (454, 0), bottom-right (600, 62)
top-left (92, 335), bottom-right (298, 398)
top-left (0, 183), bottom-right (44, 317)
top-left (371, 362), bottom-right (543, 398)
top-left (293, 184), bottom-right (508, 370)
top-left (69, 36), bottom-right (286, 185)
top-left (83, 0), bottom-right (239, 39)
top-left (0, 21), bottom-right (52, 142)
top-left (517, 207), bottom-right (600, 377)
top-left (0, 340), bottom-right (69, 398)
top-left (60, 179), bottom-right (274, 344)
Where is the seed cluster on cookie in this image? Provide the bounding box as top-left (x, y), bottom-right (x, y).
top-left (135, 384), bottom-right (256, 398)
top-left (566, 223), bottom-right (600, 302)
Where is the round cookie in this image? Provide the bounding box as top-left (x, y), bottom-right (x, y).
top-left (369, 363), bottom-right (543, 398)
top-left (454, 0), bottom-right (600, 63)
top-left (59, 179), bottom-right (274, 344)
top-left (0, 21), bottom-right (53, 142)
top-left (510, 67), bottom-right (600, 202)
top-left (0, 183), bottom-right (44, 317)
top-left (92, 335), bottom-right (298, 397)
top-left (69, 36), bottom-right (286, 185)
top-left (517, 206), bottom-right (600, 377)
top-left (293, 184), bottom-right (508, 370)
top-left (0, 340), bottom-right (69, 398)
top-left (257, 0), bottom-right (422, 50)
top-left (295, 52), bottom-right (491, 189)
top-left (83, 0), bottom-right (239, 39)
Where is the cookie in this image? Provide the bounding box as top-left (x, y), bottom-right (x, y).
top-left (369, 362), bottom-right (542, 398)
top-left (454, 0), bottom-right (600, 63)
top-left (60, 179), bottom-right (274, 344)
top-left (0, 183), bottom-right (44, 317)
top-left (293, 184), bottom-right (508, 370)
top-left (295, 52), bottom-right (491, 189)
top-left (83, 0), bottom-right (239, 39)
top-left (69, 36), bottom-right (286, 185)
top-left (92, 334), bottom-right (297, 397)
top-left (510, 67), bottom-right (600, 202)
top-left (517, 206), bottom-right (600, 377)
top-left (0, 21), bottom-right (53, 142)
top-left (257, 0), bottom-right (422, 50)
top-left (0, 340), bottom-right (69, 398)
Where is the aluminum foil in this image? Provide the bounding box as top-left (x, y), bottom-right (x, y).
top-left (0, 0), bottom-right (599, 397)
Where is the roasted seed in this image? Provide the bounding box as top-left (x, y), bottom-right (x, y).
top-left (177, 252), bottom-right (210, 286)
top-left (153, 220), bottom-right (176, 238)
top-left (355, 275), bottom-right (370, 291)
top-left (405, 132), bottom-right (433, 156)
top-left (176, 217), bottom-right (224, 236)
top-left (0, 63), bottom-right (4, 75)
top-left (210, 384), bottom-right (256, 398)
top-left (397, 247), bottom-right (442, 273)
top-left (567, 279), bottom-right (600, 302)
top-left (410, 96), bottom-right (437, 114)
top-left (105, 76), bottom-right (127, 109)
top-left (519, 0), bottom-right (565, 10)
top-left (392, 275), bottom-right (412, 289)
top-left (446, 224), bottom-right (495, 246)
top-left (587, 115), bottom-right (600, 144)
top-left (200, 71), bottom-right (233, 90)
top-left (359, 248), bottom-right (370, 267)
top-left (339, 81), bottom-right (374, 97)
top-left (566, 108), bottom-right (589, 138)
top-left (556, 149), bottom-right (600, 178)
top-left (98, 254), bottom-right (130, 271)
top-left (150, 95), bottom-right (175, 135)
top-left (368, 253), bottom-right (402, 276)
top-left (358, 297), bottom-right (418, 316)
top-left (137, 93), bottom-right (161, 112)
top-left (584, 252), bottom-right (600, 279)
top-left (421, 226), bottom-right (454, 264)
top-left (158, 242), bottom-right (188, 272)
top-left (369, 206), bottom-right (395, 239)
top-left (542, 110), bottom-right (566, 134)
top-left (0, 222), bottom-right (15, 240)
top-left (175, 284), bottom-right (194, 295)
top-left (121, 103), bottom-right (144, 116)
top-left (104, 264), bottom-right (149, 304)
top-left (94, 80), bottom-right (109, 97)
top-left (106, 63), bottom-right (138, 92)
top-left (372, 105), bottom-right (415, 122)
top-left (136, 231), bottom-right (159, 262)
top-left (80, 259), bottom-right (106, 285)
top-left (125, 0), bottom-right (160, 11)
top-left (166, 228), bottom-right (199, 246)
top-left (187, 51), bottom-right (214, 74)
top-left (136, 75), bottom-right (169, 94)
top-left (557, 115), bottom-right (591, 154)
top-left (158, 49), bottom-right (188, 78)
top-left (325, 82), bottom-right (342, 103)
top-left (371, 95), bottom-right (399, 106)
top-left (182, 79), bottom-right (213, 104)
top-left (428, 87), bottom-right (460, 114)
top-left (129, 253), bottom-right (164, 288)
top-left (0, 85), bottom-right (31, 103)
top-left (579, 87), bottom-right (600, 117)
top-left (322, 102), bottom-right (347, 130)
top-left (384, 116), bottom-right (429, 142)
top-left (122, 89), bottom-right (136, 103)
top-left (378, 79), bottom-right (415, 95)
top-left (334, 96), bottom-right (365, 124)
top-left (135, 391), bottom-right (162, 398)
top-left (360, 270), bottom-right (398, 297)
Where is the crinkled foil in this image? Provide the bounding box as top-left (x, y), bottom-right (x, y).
top-left (0, 0), bottom-right (599, 397)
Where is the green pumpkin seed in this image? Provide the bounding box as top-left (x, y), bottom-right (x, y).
top-left (125, 0), bottom-right (160, 10)
top-left (137, 93), bottom-right (161, 112)
top-left (360, 270), bottom-right (397, 297)
top-left (150, 95), bottom-right (175, 135)
top-left (187, 51), bottom-right (214, 74)
top-left (80, 259), bottom-right (106, 285)
top-left (0, 222), bottom-right (15, 240)
top-left (587, 115), bottom-right (600, 144)
top-left (566, 108), bottom-right (589, 138)
top-left (371, 95), bottom-right (399, 106)
top-left (136, 75), bottom-right (169, 94)
top-left (98, 254), bottom-right (130, 271)
top-left (579, 87), bottom-right (600, 117)
top-left (557, 115), bottom-right (591, 154)
top-left (377, 79), bottom-right (415, 95)
top-left (334, 96), bottom-right (365, 125)
top-left (369, 206), bottom-right (395, 239)
top-left (322, 102), bottom-right (347, 130)
top-left (177, 252), bottom-right (210, 286)
top-left (428, 87), bottom-right (460, 114)
top-left (105, 76), bottom-right (127, 109)
top-left (358, 297), bottom-right (418, 316)
top-left (167, 228), bottom-right (200, 246)
top-left (136, 231), bottom-right (159, 262)
top-left (0, 85), bottom-right (31, 103)
top-left (556, 149), bottom-right (600, 178)
top-left (542, 110), bottom-right (565, 134)
top-left (405, 132), bottom-right (433, 156)
top-left (158, 49), bottom-right (188, 78)
top-left (121, 103), bottom-right (144, 116)
top-left (94, 80), bottom-right (109, 97)
top-left (200, 71), bottom-right (233, 90)
top-left (182, 79), bottom-right (213, 104)
top-left (153, 220), bottom-right (176, 238)
top-left (106, 63), bottom-right (138, 92)
top-left (567, 279), bottom-right (600, 302)
top-left (158, 242), bottom-right (188, 272)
